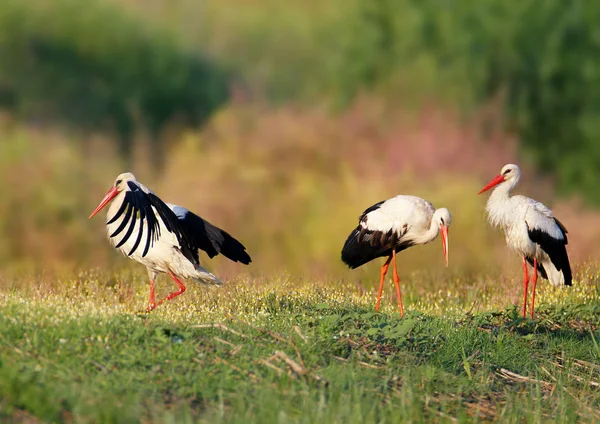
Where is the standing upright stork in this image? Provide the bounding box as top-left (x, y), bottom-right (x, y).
top-left (89, 172), bottom-right (251, 311)
top-left (341, 195), bottom-right (451, 316)
top-left (478, 164), bottom-right (572, 318)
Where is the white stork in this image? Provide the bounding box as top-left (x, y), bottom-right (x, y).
top-left (341, 195), bottom-right (451, 316)
top-left (89, 172), bottom-right (251, 311)
top-left (478, 164), bottom-right (572, 318)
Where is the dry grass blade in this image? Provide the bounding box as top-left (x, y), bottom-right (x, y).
top-left (359, 361), bottom-right (382, 369)
top-left (191, 323), bottom-right (248, 338)
top-left (497, 368), bottom-right (553, 390)
top-left (541, 367), bottom-right (600, 420)
top-left (213, 357), bottom-right (242, 372)
top-left (241, 322), bottom-right (305, 366)
top-left (293, 344), bottom-right (306, 368)
top-left (213, 357), bottom-right (259, 382)
top-left (230, 345), bottom-right (243, 356)
top-left (274, 351), bottom-right (328, 385)
top-left (258, 358), bottom-right (286, 377)
top-left (540, 366), bottom-right (557, 382)
top-left (245, 323), bottom-right (288, 344)
top-left (573, 358), bottom-right (600, 373)
top-left (275, 351), bottom-right (307, 376)
top-left (213, 336), bottom-right (236, 348)
top-left (550, 362), bottom-right (600, 388)
top-left (293, 325), bottom-right (307, 342)
top-left (90, 360), bottom-right (108, 373)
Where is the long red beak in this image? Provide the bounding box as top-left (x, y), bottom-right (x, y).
top-left (440, 225), bottom-right (449, 267)
top-left (478, 174), bottom-right (505, 195)
top-left (89, 186), bottom-right (119, 219)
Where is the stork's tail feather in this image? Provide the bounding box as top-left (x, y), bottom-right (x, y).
top-left (543, 251), bottom-right (572, 287)
top-left (192, 265), bottom-right (223, 286)
top-left (341, 228), bottom-right (361, 269)
top-left (528, 246), bottom-right (572, 287)
top-left (545, 242), bottom-right (572, 286)
top-left (341, 226), bottom-right (386, 269)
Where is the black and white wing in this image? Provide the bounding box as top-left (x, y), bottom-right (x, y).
top-left (524, 200), bottom-right (572, 285)
top-left (106, 181), bottom-right (199, 265)
top-left (169, 204), bottom-right (252, 265)
top-left (341, 196), bottom-right (429, 269)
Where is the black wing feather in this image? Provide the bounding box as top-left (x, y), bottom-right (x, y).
top-left (527, 219), bottom-right (572, 286)
top-left (141, 212), bottom-right (154, 257)
top-left (342, 199), bottom-right (412, 269)
top-left (144, 192), bottom-right (200, 266)
top-left (341, 225), bottom-right (412, 269)
top-left (115, 196), bottom-right (139, 249)
top-left (110, 181), bottom-right (248, 266)
top-left (106, 199), bottom-right (128, 225)
top-left (127, 208), bottom-right (145, 256)
top-left (109, 202), bottom-right (133, 238)
top-left (106, 182), bottom-right (199, 264)
top-left (175, 209), bottom-right (251, 264)
top-left (142, 193), bottom-right (162, 257)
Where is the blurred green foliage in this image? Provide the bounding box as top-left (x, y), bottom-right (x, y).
top-left (1, 0), bottom-right (600, 200)
top-left (0, 0), bottom-right (229, 167)
top-left (190, 0), bottom-right (600, 202)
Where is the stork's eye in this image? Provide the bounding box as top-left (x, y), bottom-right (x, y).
top-left (440, 218), bottom-right (445, 225)
top-left (115, 179), bottom-right (122, 186)
top-left (502, 169), bottom-right (511, 175)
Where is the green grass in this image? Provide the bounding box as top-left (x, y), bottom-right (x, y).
top-left (1, 272), bottom-right (600, 423)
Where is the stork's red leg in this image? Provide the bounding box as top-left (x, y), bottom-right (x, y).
top-left (530, 258), bottom-right (538, 319)
top-left (392, 249), bottom-right (404, 317)
top-left (521, 257), bottom-right (529, 318)
top-left (155, 272), bottom-right (187, 308)
top-left (375, 255), bottom-right (392, 312)
top-left (146, 279), bottom-right (157, 312)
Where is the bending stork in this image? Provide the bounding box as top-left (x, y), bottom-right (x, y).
top-left (89, 172), bottom-right (251, 311)
top-left (478, 164), bottom-right (572, 318)
top-left (341, 195), bottom-right (451, 316)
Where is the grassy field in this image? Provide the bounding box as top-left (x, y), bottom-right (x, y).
top-left (1, 269), bottom-right (599, 423)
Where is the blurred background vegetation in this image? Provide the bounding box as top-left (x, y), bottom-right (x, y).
top-left (1, 0), bottom-right (599, 282)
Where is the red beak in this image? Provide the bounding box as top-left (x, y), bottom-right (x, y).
top-left (478, 174), bottom-right (505, 195)
top-left (440, 225), bottom-right (449, 267)
top-left (89, 186), bottom-right (119, 219)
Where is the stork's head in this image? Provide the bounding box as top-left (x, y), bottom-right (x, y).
top-left (89, 172), bottom-right (137, 219)
top-left (433, 208), bottom-right (451, 267)
top-left (478, 164), bottom-right (521, 195)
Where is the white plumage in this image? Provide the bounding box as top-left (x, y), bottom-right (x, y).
top-left (104, 181), bottom-right (220, 286)
top-left (341, 195), bottom-right (451, 316)
top-left (90, 172), bottom-right (251, 311)
top-left (479, 164), bottom-right (572, 318)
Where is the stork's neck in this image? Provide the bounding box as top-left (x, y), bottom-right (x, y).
top-left (414, 215), bottom-right (442, 245)
top-left (486, 178), bottom-right (518, 228)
